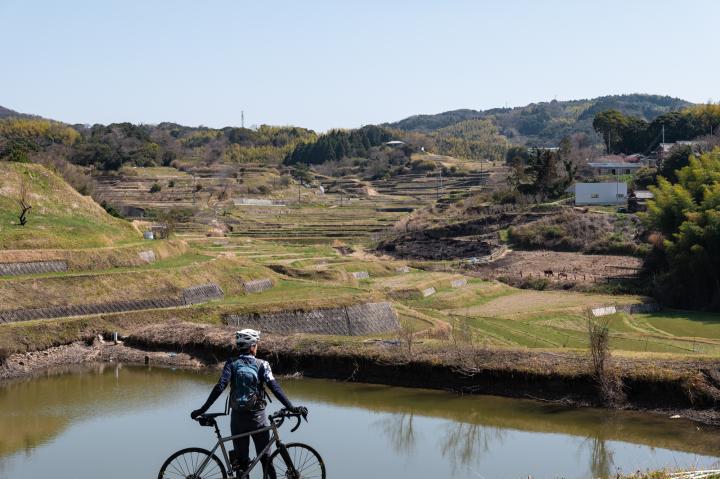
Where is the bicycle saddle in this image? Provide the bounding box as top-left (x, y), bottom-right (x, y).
top-left (196, 413), bottom-right (226, 427)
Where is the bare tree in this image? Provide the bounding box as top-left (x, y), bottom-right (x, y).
top-left (587, 310), bottom-right (626, 408)
top-left (17, 173), bottom-right (32, 226)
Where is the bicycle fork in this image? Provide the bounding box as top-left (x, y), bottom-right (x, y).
top-left (274, 439), bottom-right (300, 479)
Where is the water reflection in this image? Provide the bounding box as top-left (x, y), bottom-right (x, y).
top-left (376, 413), bottom-right (417, 454)
top-left (1, 365), bottom-right (719, 479)
top-left (588, 437), bottom-right (615, 479)
top-left (0, 363), bottom-right (204, 456)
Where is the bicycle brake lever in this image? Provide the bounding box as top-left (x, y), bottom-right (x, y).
top-left (290, 415), bottom-right (301, 432)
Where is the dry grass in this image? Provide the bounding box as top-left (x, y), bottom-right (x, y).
top-left (0, 163), bottom-right (140, 249)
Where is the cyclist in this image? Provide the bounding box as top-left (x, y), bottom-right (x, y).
top-left (190, 329), bottom-right (307, 475)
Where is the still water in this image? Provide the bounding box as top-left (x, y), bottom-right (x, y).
top-left (1, 364), bottom-right (719, 479)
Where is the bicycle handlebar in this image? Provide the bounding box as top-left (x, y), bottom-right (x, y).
top-left (194, 409), bottom-right (307, 432)
top-left (269, 408), bottom-right (307, 432)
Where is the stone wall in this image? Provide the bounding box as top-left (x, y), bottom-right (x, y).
top-left (182, 283), bottom-right (224, 305)
top-left (243, 278), bottom-right (274, 294)
top-left (0, 261), bottom-right (68, 276)
top-left (591, 303), bottom-right (661, 317)
top-left (0, 283), bottom-right (224, 324)
top-left (225, 302), bottom-right (399, 336)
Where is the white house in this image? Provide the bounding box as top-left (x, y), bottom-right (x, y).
top-left (571, 182), bottom-right (627, 206)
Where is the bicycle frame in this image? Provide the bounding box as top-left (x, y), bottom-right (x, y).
top-left (196, 418), bottom-right (291, 479)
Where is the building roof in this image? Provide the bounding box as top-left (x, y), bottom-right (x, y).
top-left (588, 162), bottom-right (643, 169)
top-left (384, 140), bottom-right (406, 145)
top-left (634, 190), bottom-right (654, 199)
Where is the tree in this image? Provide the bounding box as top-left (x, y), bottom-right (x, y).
top-left (659, 144), bottom-right (692, 182)
top-left (16, 172), bottom-right (32, 226)
top-left (644, 148), bottom-right (720, 309)
top-left (592, 110), bottom-right (628, 154)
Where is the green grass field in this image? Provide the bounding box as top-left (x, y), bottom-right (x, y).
top-left (0, 163), bottom-right (140, 249)
top-left (1, 161), bottom-right (719, 361)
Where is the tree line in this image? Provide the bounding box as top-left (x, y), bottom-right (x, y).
top-left (592, 104), bottom-right (720, 154)
top-left (0, 118), bottom-right (315, 171)
top-left (644, 148), bottom-right (720, 310)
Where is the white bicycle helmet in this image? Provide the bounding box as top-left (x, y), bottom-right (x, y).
top-left (235, 329), bottom-right (261, 349)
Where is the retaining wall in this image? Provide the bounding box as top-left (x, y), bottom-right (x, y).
top-left (592, 303), bottom-right (661, 317)
top-left (0, 261), bottom-right (68, 276)
top-left (421, 287), bottom-right (436, 297)
top-left (243, 278), bottom-right (274, 294)
top-left (0, 283), bottom-right (224, 324)
top-left (182, 283), bottom-right (224, 305)
top-left (224, 302), bottom-right (399, 336)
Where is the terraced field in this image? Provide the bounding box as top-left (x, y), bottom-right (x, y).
top-left (2, 161), bottom-right (719, 363)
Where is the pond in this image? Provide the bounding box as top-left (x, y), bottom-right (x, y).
top-left (1, 364), bottom-right (719, 478)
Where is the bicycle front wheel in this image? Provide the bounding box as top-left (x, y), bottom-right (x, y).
top-left (265, 443), bottom-right (325, 479)
top-left (158, 447), bottom-right (228, 479)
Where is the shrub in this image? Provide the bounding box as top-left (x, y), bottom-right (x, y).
top-left (149, 183), bottom-right (162, 193)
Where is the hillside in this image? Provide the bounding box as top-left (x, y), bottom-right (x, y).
top-left (0, 162), bottom-right (140, 249)
top-left (386, 94), bottom-right (693, 146)
top-left (0, 105), bottom-right (34, 120)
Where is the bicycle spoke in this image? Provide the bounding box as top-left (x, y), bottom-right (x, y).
top-left (269, 444), bottom-right (324, 479)
top-left (160, 449), bottom-right (227, 479)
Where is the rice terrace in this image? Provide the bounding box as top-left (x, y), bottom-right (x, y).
top-left (2, 2), bottom-right (720, 478)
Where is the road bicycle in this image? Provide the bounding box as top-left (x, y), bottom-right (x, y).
top-left (157, 408), bottom-right (325, 479)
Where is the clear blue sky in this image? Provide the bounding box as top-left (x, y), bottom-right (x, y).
top-left (1, 0), bottom-right (718, 131)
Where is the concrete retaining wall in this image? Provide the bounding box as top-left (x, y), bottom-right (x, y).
top-left (592, 303), bottom-right (661, 317)
top-left (225, 302), bottom-right (399, 336)
top-left (421, 287), bottom-right (436, 297)
top-left (351, 271), bottom-right (370, 280)
top-left (182, 283), bottom-right (224, 305)
top-left (138, 250), bottom-right (156, 263)
top-left (243, 278), bottom-right (274, 294)
top-left (0, 283), bottom-right (224, 324)
top-left (0, 261), bottom-right (68, 276)
top-left (0, 297), bottom-right (183, 323)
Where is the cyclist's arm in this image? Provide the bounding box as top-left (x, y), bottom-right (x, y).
top-left (195, 360), bottom-right (232, 414)
top-left (262, 361), bottom-right (294, 409)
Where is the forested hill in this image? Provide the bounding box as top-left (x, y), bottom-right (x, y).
top-left (0, 105), bottom-right (35, 120)
top-left (386, 94), bottom-right (693, 146)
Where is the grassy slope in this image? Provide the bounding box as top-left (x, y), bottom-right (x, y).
top-left (0, 162), bottom-right (139, 249)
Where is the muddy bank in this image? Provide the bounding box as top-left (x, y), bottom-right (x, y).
top-left (125, 322), bottom-right (720, 425)
top-left (0, 339), bottom-right (203, 381)
top-left (2, 324), bottom-right (719, 426)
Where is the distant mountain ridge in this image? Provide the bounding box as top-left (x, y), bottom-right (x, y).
top-left (0, 105), bottom-right (36, 120)
top-left (386, 94), bottom-right (693, 146)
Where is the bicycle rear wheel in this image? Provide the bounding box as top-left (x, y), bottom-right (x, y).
top-left (265, 443), bottom-right (325, 479)
top-left (158, 447), bottom-right (228, 479)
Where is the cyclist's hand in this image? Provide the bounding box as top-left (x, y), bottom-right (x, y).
top-left (190, 408), bottom-right (205, 420)
top-left (290, 406), bottom-right (308, 420)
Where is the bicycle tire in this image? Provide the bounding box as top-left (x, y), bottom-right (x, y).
top-left (158, 447), bottom-right (228, 479)
top-left (265, 443), bottom-right (325, 479)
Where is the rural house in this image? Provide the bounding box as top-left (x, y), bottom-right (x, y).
top-left (570, 182), bottom-right (628, 205)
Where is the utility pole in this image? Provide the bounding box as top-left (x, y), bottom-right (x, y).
top-left (662, 124), bottom-right (665, 144)
top-left (192, 174), bottom-right (197, 206)
top-left (436, 167), bottom-right (443, 201)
